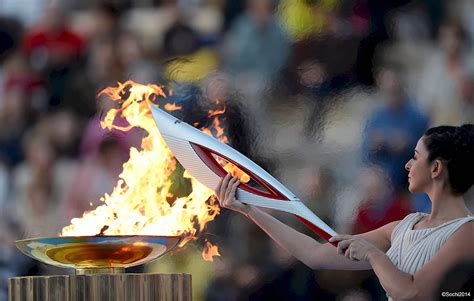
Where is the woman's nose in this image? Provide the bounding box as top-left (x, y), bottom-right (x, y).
top-left (405, 160), bottom-right (411, 171)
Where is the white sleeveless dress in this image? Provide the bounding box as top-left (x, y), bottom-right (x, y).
top-left (384, 212), bottom-right (474, 300)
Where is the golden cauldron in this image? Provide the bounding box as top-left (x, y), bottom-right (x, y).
top-left (10, 236), bottom-right (192, 301)
top-left (15, 235), bottom-right (182, 274)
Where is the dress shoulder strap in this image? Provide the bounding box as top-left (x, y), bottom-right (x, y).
top-left (441, 215), bottom-right (474, 241)
top-left (391, 212), bottom-right (422, 242)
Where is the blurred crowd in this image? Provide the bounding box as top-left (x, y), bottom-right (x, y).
top-left (1, 0), bottom-right (473, 300)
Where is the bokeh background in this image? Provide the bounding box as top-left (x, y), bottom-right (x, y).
top-left (1, 0), bottom-right (473, 300)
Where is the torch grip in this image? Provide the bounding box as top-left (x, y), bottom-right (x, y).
top-left (295, 216), bottom-right (338, 247)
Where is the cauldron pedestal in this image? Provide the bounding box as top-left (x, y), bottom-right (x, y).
top-left (9, 273), bottom-right (192, 301)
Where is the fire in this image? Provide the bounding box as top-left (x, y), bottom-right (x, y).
top-left (61, 81), bottom-right (222, 248)
top-left (202, 240), bottom-right (220, 262)
top-left (203, 105), bottom-right (250, 183)
top-left (164, 103), bottom-right (182, 111)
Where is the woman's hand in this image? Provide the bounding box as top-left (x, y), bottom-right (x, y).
top-left (215, 173), bottom-right (251, 216)
top-left (329, 234), bottom-right (383, 262)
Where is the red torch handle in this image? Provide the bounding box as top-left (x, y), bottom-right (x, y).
top-left (295, 216), bottom-right (338, 247)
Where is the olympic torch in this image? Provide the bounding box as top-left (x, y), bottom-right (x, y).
top-left (150, 105), bottom-right (338, 243)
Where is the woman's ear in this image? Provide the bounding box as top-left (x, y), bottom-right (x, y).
top-left (431, 159), bottom-right (444, 178)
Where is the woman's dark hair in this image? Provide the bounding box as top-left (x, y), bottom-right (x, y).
top-left (423, 124), bottom-right (474, 195)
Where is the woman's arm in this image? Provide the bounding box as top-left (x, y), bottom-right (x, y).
top-left (246, 204), bottom-right (391, 270)
top-left (216, 174), bottom-right (396, 271)
top-left (333, 221), bottom-right (474, 300)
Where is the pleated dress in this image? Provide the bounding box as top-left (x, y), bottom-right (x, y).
top-left (384, 212), bottom-right (474, 300)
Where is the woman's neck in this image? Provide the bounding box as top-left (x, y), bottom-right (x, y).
top-left (427, 187), bottom-right (470, 220)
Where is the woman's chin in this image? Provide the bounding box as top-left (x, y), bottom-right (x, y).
top-left (408, 184), bottom-right (420, 193)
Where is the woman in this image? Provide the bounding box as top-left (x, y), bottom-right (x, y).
top-left (216, 125), bottom-right (474, 300)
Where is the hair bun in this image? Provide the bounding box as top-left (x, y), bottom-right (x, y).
top-left (424, 124), bottom-right (474, 193)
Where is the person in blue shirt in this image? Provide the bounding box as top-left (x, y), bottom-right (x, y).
top-left (362, 63), bottom-right (429, 189)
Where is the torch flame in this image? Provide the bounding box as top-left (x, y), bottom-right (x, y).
top-left (202, 240), bottom-right (220, 262)
top-left (202, 105), bottom-right (250, 183)
top-left (208, 108), bottom-right (226, 117)
top-left (61, 81), bottom-right (221, 248)
top-left (164, 103), bottom-right (182, 111)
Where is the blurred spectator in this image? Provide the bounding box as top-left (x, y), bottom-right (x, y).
top-left (0, 17), bottom-right (22, 65)
top-left (117, 31), bottom-right (160, 84)
top-left (278, 0), bottom-right (328, 41)
top-left (64, 137), bottom-right (128, 221)
top-left (0, 56), bottom-right (34, 167)
top-left (161, 5), bottom-right (219, 84)
top-left (275, 53), bottom-right (335, 138)
top-left (46, 110), bottom-right (82, 159)
top-left (273, 2), bottom-right (361, 138)
top-left (164, 48), bottom-right (219, 84)
top-left (1, 16), bottom-right (46, 117)
top-left (222, 0), bottom-right (290, 81)
top-left (1, 19), bottom-right (33, 154)
top-left (21, 2), bottom-right (86, 110)
top-left (352, 166), bottom-right (412, 234)
top-left (354, 0), bottom-right (412, 85)
top-left (417, 21), bottom-right (474, 125)
top-left (22, 2), bottom-right (85, 71)
top-left (12, 127), bottom-right (74, 237)
top-left (388, 2), bottom-right (431, 45)
top-left (63, 36), bottom-right (124, 118)
top-left (162, 6), bottom-right (200, 59)
top-left (362, 63), bottom-right (429, 188)
top-left (90, 1), bottom-right (123, 41)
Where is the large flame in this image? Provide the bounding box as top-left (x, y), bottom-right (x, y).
top-left (62, 81), bottom-right (250, 253)
top-left (61, 81), bottom-right (217, 247)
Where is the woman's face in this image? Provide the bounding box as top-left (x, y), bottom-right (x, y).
top-left (405, 138), bottom-right (433, 193)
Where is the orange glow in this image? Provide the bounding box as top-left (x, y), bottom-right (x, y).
top-left (201, 105), bottom-right (250, 183)
top-left (208, 108), bottom-right (226, 117)
top-left (223, 162), bottom-right (251, 183)
top-left (61, 80), bottom-right (221, 249)
top-left (164, 103), bottom-right (182, 111)
top-left (202, 240), bottom-right (220, 262)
